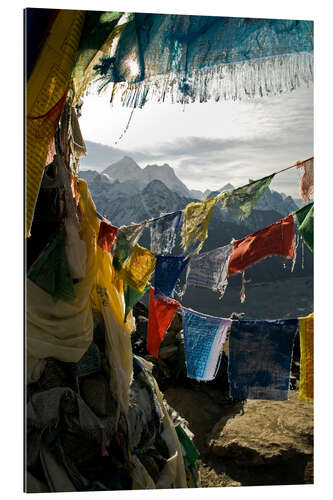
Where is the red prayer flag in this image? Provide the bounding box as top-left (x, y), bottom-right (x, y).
top-left (228, 214), bottom-right (295, 276)
top-left (97, 220), bottom-right (118, 253)
top-left (147, 287), bottom-right (180, 358)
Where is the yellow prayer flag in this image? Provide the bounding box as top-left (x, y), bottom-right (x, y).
top-left (181, 197), bottom-right (218, 253)
top-left (120, 244), bottom-right (156, 293)
top-left (26, 10), bottom-right (85, 237)
top-left (299, 312), bottom-right (314, 402)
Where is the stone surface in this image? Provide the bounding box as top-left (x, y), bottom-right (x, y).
top-left (208, 391), bottom-right (313, 466)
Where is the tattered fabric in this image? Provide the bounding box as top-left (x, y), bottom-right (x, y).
top-left (96, 14), bottom-right (313, 107)
top-left (220, 174), bottom-right (275, 220)
top-left (294, 202), bottom-right (314, 252)
top-left (147, 288), bottom-right (180, 358)
top-left (150, 211), bottom-right (182, 255)
top-left (26, 10), bottom-right (85, 237)
top-left (97, 220), bottom-right (118, 253)
top-left (228, 319), bottom-right (298, 400)
top-left (28, 232), bottom-right (75, 302)
top-left (182, 308), bottom-right (231, 381)
top-left (154, 255), bottom-right (189, 298)
top-left (299, 313), bottom-right (314, 402)
top-left (181, 197), bottom-right (218, 253)
top-left (112, 222), bottom-right (146, 271)
top-left (228, 214), bottom-right (295, 275)
top-left (296, 158), bottom-right (314, 202)
top-left (124, 282), bottom-right (150, 321)
top-left (120, 244), bottom-right (156, 293)
top-left (185, 243), bottom-right (233, 296)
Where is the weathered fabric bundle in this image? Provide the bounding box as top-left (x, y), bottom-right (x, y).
top-left (185, 243), bottom-right (233, 296)
top-left (220, 174), bottom-right (275, 219)
top-left (294, 202), bottom-right (314, 252)
top-left (154, 255), bottom-right (189, 298)
top-left (26, 10), bottom-right (85, 237)
top-left (297, 158), bottom-right (314, 202)
top-left (147, 288), bottom-right (180, 358)
top-left (97, 220), bottom-right (118, 253)
top-left (299, 313), bottom-right (314, 402)
top-left (149, 211), bottom-right (182, 255)
top-left (228, 319), bottom-right (298, 400)
top-left (181, 197), bottom-right (218, 253)
top-left (182, 308), bottom-right (231, 381)
top-left (120, 244), bottom-right (156, 293)
top-left (228, 214), bottom-right (296, 275)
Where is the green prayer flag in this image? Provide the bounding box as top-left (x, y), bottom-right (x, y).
top-left (28, 233), bottom-right (76, 302)
top-left (124, 282), bottom-right (150, 322)
top-left (113, 234), bottom-right (131, 272)
top-left (294, 202), bottom-right (314, 251)
top-left (220, 174), bottom-right (275, 219)
top-left (175, 424), bottom-right (200, 468)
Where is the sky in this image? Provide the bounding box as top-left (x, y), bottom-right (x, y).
top-left (79, 82), bottom-right (313, 198)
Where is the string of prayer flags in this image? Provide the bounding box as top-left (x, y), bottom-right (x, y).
top-left (228, 214), bottom-right (295, 276)
top-left (97, 220), bottom-right (118, 253)
top-left (181, 197), bottom-right (218, 253)
top-left (113, 222), bottom-right (146, 271)
top-left (28, 232), bottom-right (76, 303)
top-left (228, 318), bottom-right (298, 400)
top-left (147, 287), bottom-right (180, 358)
top-left (150, 211), bottom-right (183, 255)
top-left (219, 174), bottom-right (275, 220)
top-left (154, 255), bottom-right (189, 298)
top-left (120, 244), bottom-right (156, 293)
top-left (185, 243), bottom-right (233, 297)
top-left (299, 313), bottom-right (314, 402)
top-left (124, 282), bottom-right (150, 322)
top-left (294, 203), bottom-right (314, 252)
top-left (182, 308), bottom-right (231, 381)
top-left (296, 158), bottom-right (314, 202)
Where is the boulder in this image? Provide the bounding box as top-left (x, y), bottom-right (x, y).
top-left (208, 391), bottom-right (313, 467)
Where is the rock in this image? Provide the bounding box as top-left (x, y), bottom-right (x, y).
top-left (133, 301), bottom-right (148, 318)
top-left (169, 311), bottom-right (182, 332)
top-left (159, 345), bottom-right (178, 360)
top-left (208, 391), bottom-right (313, 467)
top-left (135, 316), bottom-right (148, 340)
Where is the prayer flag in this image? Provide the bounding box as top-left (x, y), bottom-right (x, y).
top-left (120, 244), bottom-right (156, 293)
top-left (97, 220), bottom-right (118, 253)
top-left (185, 243), bottom-right (233, 296)
top-left (150, 211), bottom-right (182, 255)
top-left (28, 232), bottom-right (75, 302)
top-left (228, 214), bottom-right (295, 275)
top-left (113, 222), bottom-right (146, 271)
top-left (154, 255), bottom-right (189, 298)
top-left (147, 287), bottom-right (180, 358)
top-left (299, 313), bottom-right (314, 402)
top-left (294, 203), bottom-right (314, 252)
top-left (182, 307), bottom-right (231, 381)
top-left (124, 282), bottom-right (150, 322)
top-left (228, 319), bottom-right (298, 400)
top-left (181, 197), bottom-right (218, 253)
top-left (296, 158), bottom-right (314, 202)
top-left (220, 174), bottom-right (275, 220)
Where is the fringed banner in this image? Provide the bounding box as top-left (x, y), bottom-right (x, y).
top-left (147, 287), bottom-right (180, 358)
top-left (294, 202), bottom-right (314, 252)
top-left (100, 15), bottom-right (313, 107)
top-left (185, 243), bottom-right (233, 297)
top-left (154, 255), bottom-right (189, 298)
top-left (219, 174), bottom-right (275, 220)
top-left (296, 157), bottom-right (314, 202)
top-left (228, 214), bottom-right (296, 276)
top-left (182, 307), bottom-right (231, 381)
top-left (299, 313), bottom-right (314, 402)
top-left (120, 244), bottom-right (156, 293)
top-left (150, 211), bottom-right (182, 255)
top-left (181, 197), bottom-right (218, 254)
top-left (228, 319), bottom-right (298, 400)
